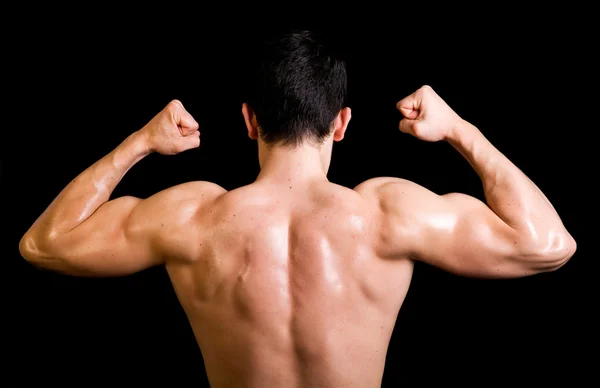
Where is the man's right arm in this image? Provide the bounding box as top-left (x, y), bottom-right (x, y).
top-left (357, 86), bottom-right (576, 278)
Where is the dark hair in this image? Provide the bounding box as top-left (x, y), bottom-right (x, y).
top-left (245, 30), bottom-right (347, 147)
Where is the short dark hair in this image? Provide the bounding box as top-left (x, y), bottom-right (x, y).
top-left (245, 30), bottom-right (347, 147)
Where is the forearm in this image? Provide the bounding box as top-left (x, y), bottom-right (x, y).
top-left (447, 120), bottom-right (573, 247)
top-left (24, 131), bottom-right (151, 239)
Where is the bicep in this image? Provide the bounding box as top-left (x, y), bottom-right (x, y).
top-left (413, 193), bottom-right (530, 278)
top-left (45, 196), bottom-right (163, 276)
top-left (375, 180), bottom-right (540, 279)
top-left (41, 181), bottom-right (225, 277)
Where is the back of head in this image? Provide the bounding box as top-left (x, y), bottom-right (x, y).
top-left (245, 29), bottom-right (347, 147)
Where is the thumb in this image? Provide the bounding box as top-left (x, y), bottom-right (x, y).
top-left (399, 117), bottom-right (417, 134)
top-left (396, 94), bottom-right (421, 120)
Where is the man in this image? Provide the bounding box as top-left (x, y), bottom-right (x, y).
top-left (20, 30), bottom-right (576, 388)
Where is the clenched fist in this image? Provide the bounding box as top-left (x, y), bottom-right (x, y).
top-left (396, 85), bottom-right (463, 142)
top-left (140, 99), bottom-right (201, 155)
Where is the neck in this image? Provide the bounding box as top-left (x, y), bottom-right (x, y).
top-left (255, 141), bottom-right (331, 184)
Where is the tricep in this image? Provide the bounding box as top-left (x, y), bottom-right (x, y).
top-left (372, 181), bottom-right (567, 279)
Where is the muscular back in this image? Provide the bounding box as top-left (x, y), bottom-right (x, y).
top-left (166, 180), bottom-right (414, 388)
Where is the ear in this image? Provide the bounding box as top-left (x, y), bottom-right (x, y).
top-left (242, 103), bottom-right (259, 140)
top-left (333, 107), bottom-right (351, 142)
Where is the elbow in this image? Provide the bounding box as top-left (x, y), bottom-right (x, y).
top-left (19, 233), bottom-right (38, 263)
top-left (553, 232), bottom-right (577, 269)
top-left (525, 231), bottom-right (577, 273)
top-left (19, 232), bottom-right (59, 269)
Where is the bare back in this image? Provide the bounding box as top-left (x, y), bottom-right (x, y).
top-left (166, 181), bottom-right (414, 388)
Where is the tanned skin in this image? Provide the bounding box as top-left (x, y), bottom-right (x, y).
top-left (20, 86), bottom-right (576, 387)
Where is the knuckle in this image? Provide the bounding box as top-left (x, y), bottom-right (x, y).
top-left (419, 85), bottom-right (434, 96)
top-left (168, 99), bottom-right (183, 110)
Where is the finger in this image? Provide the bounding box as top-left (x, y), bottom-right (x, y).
top-left (185, 130), bottom-right (201, 148)
top-left (170, 100), bottom-right (199, 135)
top-left (179, 111), bottom-right (200, 135)
top-left (396, 94), bottom-right (421, 120)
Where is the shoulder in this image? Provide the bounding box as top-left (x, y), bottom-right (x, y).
top-left (141, 181), bottom-right (227, 221)
top-left (353, 177), bottom-right (447, 232)
top-left (140, 181), bottom-right (228, 259)
top-left (353, 178), bottom-right (446, 259)
top-left (164, 180), bottom-right (227, 196)
top-left (353, 177), bottom-right (429, 203)
top-left (153, 181), bottom-right (227, 203)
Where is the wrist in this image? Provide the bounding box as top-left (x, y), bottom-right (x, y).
top-left (128, 130), bottom-right (153, 157)
top-left (445, 119), bottom-right (477, 145)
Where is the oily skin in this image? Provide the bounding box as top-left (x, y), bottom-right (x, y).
top-left (20, 87), bottom-right (576, 387)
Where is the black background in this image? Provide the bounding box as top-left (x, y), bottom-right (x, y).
top-left (5, 4), bottom-right (593, 387)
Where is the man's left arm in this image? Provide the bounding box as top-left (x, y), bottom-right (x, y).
top-left (19, 100), bottom-right (204, 276)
